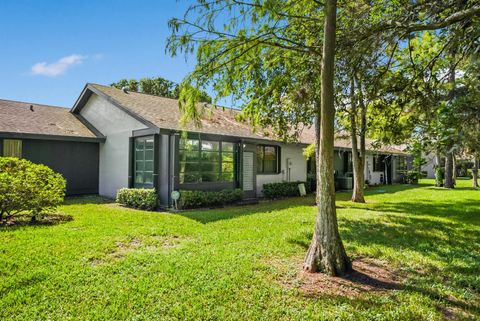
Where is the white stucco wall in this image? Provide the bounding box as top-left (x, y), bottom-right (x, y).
top-left (256, 143), bottom-right (307, 196)
top-left (364, 153), bottom-right (384, 185)
top-left (421, 153), bottom-right (436, 178)
top-left (79, 94), bottom-right (147, 198)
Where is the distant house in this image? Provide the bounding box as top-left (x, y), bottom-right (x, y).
top-left (0, 83), bottom-right (409, 206)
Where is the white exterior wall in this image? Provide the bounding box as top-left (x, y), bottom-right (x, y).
top-left (421, 153), bottom-right (436, 178)
top-left (364, 153), bottom-right (384, 185)
top-left (256, 143), bottom-right (307, 196)
top-left (79, 94), bottom-right (147, 198)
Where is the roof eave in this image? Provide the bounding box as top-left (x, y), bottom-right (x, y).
top-left (0, 131), bottom-right (106, 143)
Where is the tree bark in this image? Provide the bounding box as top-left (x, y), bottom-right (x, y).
top-left (434, 153), bottom-right (443, 187)
top-left (452, 154), bottom-right (457, 185)
top-left (303, 0), bottom-right (351, 276)
top-left (473, 155), bottom-right (478, 189)
top-left (444, 152), bottom-right (455, 188)
top-left (349, 74), bottom-right (365, 203)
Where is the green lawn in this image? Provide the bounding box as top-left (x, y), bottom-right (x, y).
top-left (1, 179), bottom-right (479, 320)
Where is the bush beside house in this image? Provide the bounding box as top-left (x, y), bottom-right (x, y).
top-left (180, 189), bottom-right (244, 209)
top-left (262, 181), bottom-right (309, 199)
top-left (116, 188), bottom-right (158, 210)
top-left (0, 157), bottom-right (66, 222)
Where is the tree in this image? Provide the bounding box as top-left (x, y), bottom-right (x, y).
top-left (111, 76), bottom-right (212, 103)
top-left (303, 0), bottom-right (351, 274)
top-left (167, 0), bottom-right (480, 275)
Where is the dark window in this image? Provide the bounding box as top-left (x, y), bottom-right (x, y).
top-left (179, 139), bottom-right (235, 183)
top-left (257, 145), bottom-right (279, 174)
top-left (395, 156), bottom-right (407, 174)
top-left (373, 155), bottom-right (386, 172)
top-left (134, 136), bottom-right (154, 188)
top-left (3, 139), bottom-right (22, 158)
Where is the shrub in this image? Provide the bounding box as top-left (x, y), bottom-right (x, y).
top-left (180, 188), bottom-right (244, 209)
top-left (405, 170), bottom-right (423, 184)
top-left (116, 188), bottom-right (158, 210)
top-left (0, 157), bottom-right (66, 222)
top-left (435, 167), bottom-right (444, 187)
top-left (262, 181), bottom-right (309, 199)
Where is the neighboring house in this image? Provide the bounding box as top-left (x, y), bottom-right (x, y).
top-left (0, 84), bottom-right (409, 206)
top-left (0, 99), bottom-right (103, 195)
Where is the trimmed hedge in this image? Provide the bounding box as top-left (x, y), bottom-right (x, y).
top-left (116, 188), bottom-right (158, 211)
top-left (263, 181), bottom-right (309, 199)
top-left (0, 157), bottom-right (66, 222)
top-left (180, 188), bottom-right (244, 209)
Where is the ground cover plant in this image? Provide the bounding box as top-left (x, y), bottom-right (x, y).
top-left (0, 179), bottom-right (478, 320)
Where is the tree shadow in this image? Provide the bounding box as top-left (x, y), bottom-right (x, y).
top-left (177, 196), bottom-right (316, 224)
top-left (0, 213), bottom-right (73, 230)
top-left (287, 213), bottom-right (480, 315)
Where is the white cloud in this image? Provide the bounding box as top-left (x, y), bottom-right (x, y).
top-left (31, 54), bottom-right (86, 77)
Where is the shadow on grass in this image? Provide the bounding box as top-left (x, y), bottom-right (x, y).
top-left (64, 195), bottom-right (113, 205)
top-left (177, 196), bottom-right (317, 224)
top-left (0, 213), bottom-right (73, 230)
top-left (288, 212), bottom-right (480, 315)
top-left (346, 198), bottom-right (480, 224)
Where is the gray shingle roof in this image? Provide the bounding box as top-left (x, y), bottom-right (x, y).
top-left (0, 99), bottom-right (97, 138)
top-left (87, 84), bottom-right (407, 154)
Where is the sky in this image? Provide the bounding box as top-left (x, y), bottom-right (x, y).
top-left (0, 0), bottom-right (199, 108)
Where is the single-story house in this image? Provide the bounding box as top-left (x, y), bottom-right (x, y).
top-left (0, 83), bottom-right (409, 206)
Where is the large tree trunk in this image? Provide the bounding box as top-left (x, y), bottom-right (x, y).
top-left (303, 0), bottom-right (351, 276)
top-left (473, 155), bottom-right (478, 189)
top-left (452, 154), bottom-right (457, 185)
top-left (434, 152), bottom-right (443, 187)
top-left (444, 152), bottom-right (455, 189)
top-left (350, 75), bottom-right (365, 203)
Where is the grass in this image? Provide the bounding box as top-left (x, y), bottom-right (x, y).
top-left (1, 178), bottom-right (479, 320)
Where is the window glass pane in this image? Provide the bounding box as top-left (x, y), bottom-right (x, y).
top-left (201, 140), bottom-right (219, 151)
top-left (145, 160), bottom-right (154, 172)
top-left (201, 151), bottom-right (220, 162)
top-left (145, 149), bottom-right (154, 161)
top-left (3, 139), bottom-right (22, 158)
top-left (145, 139), bottom-right (154, 150)
top-left (257, 145), bottom-right (277, 173)
top-left (222, 152), bottom-right (234, 162)
top-left (134, 136), bottom-right (154, 187)
top-left (200, 162), bottom-right (220, 172)
top-left (144, 172), bottom-right (153, 184)
top-left (179, 150), bottom-right (200, 162)
top-left (135, 161), bottom-right (144, 171)
top-left (256, 146), bottom-right (264, 173)
top-left (220, 172), bottom-right (234, 182)
top-left (222, 162), bottom-right (234, 172)
top-left (180, 172), bottom-right (201, 183)
top-left (263, 159), bottom-right (277, 173)
top-left (201, 172), bottom-right (219, 182)
top-left (222, 142), bottom-right (234, 152)
top-left (180, 139), bottom-right (199, 151)
top-left (179, 139), bottom-right (236, 184)
top-left (180, 162), bottom-right (200, 172)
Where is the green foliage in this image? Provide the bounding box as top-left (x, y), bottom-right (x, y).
top-left (116, 188), bottom-right (158, 211)
top-left (0, 157), bottom-right (65, 221)
top-left (262, 181), bottom-right (310, 199)
top-left (303, 144), bottom-right (316, 159)
top-left (435, 167), bottom-right (445, 187)
top-left (179, 188), bottom-right (244, 209)
top-left (405, 170), bottom-right (422, 184)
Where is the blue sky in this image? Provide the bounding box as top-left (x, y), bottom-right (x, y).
top-left (0, 0), bottom-right (198, 107)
